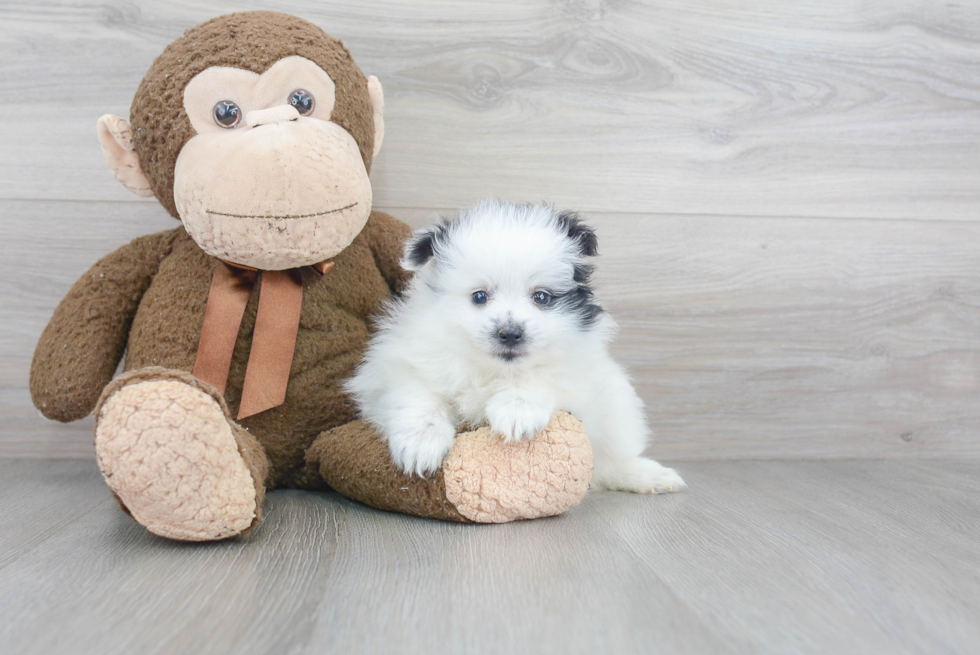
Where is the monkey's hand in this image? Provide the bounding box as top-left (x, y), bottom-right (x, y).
top-left (30, 229), bottom-right (179, 422)
top-left (364, 210), bottom-right (414, 297)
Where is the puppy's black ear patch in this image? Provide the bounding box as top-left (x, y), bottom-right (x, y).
top-left (404, 228), bottom-right (437, 270)
top-left (556, 210), bottom-right (599, 257)
top-left (403, 220), bottom-right (456, 270)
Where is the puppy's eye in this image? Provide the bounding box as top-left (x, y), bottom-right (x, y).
top-left (472, 290), bottom-right (489, 305)
top-left (213, 101), bottom-right (242, 128)
top-left (288, 89), bottom-right (315, 116)
top-left (532, 291), bottom-right (552, 306)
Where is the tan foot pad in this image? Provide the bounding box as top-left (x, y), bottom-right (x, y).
top-left (95, 379), bottom-right (257, 541)
top-left (443, 411), bottom-right (594, 523)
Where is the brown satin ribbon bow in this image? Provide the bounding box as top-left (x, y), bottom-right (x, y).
top-left (193, 259), bottom-right (334, 419)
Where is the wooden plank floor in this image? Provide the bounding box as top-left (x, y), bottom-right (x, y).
top-left (1, 458), bottom-right (978, 655)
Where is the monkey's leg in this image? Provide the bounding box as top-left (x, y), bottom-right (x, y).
top-left (305, 412), bottom-right (593, 523)
top-left (94, 367), bottom-right (269, 541)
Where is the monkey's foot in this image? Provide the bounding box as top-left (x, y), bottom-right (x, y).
top-left (309, 411), bottom-right (593, 523)
top-left (443, 412), bottom-right (593, 522)
top-left (94, 368), bottom-right (266, 541)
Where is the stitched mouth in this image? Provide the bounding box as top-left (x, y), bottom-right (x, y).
top-left (206, 202), bottom-right (358, 220)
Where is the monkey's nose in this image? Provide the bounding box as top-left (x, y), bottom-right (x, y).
top-left (497, 326), bottom-right (524, 345)
top-left (246, 105), bottom-right (300, 128)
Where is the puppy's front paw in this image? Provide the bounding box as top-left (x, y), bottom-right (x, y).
top-left (386, 419), bottom-right (457, 477)
top-left (485, 394), bottom-right (553, 442)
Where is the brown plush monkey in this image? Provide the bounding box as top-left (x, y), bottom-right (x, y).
top-left (30, 11), bottom-right (592, 541)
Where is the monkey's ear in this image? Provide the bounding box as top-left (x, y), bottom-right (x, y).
top-left (367, 76), bottom-right (385, 158)
top-left (97, 115), bottom-right (154, 197)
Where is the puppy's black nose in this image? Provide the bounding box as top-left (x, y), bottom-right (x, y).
top-left (497, 326), bottom-right (523, 345)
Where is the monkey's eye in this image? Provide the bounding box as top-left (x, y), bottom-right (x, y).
top-left (212, 101), bottom-right (242, 129)
top-left (532, 291), bottom-right (552, 306)
top-left (288, 89), bottom-right (315, 116)
top-left (472, 290), bottom-right (489, 306)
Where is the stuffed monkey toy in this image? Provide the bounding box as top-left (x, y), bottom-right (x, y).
top-left (29, 11), bottom-right (593, 541)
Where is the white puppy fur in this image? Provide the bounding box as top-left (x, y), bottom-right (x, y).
top-left (345, 200), bottom-right (685, 494)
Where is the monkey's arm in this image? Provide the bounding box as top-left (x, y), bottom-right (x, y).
top-left (364, 210), bottom-right (413, 295)
top-left (30, 229), bottom-right (181, 422)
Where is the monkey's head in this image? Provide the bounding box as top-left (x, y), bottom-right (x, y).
top-left (97, 11), bottom-right (385, 270)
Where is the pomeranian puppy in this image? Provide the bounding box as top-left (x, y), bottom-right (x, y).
top-left (345, 200), bottom-right (685, 494)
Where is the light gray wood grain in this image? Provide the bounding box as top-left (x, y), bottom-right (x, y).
top-left (1, 459), bottom-right (978, 655)
top-left (2, 1), bottom-right (979, 458)
top-left (3, 200), bottom-right (977, 459)
top-left (600, 212), bottom-right (980, 459)
top-left (1, 1), bottom-right (980, 219)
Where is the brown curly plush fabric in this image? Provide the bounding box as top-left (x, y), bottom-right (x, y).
top-left (32, 211), bottom-right (411, 488)
top-left (307, 420), bottom-right (471, 522)
top-left (131, 11), bottom-right (376, 218)
top-left (30, 230), bottom-right (181, 421)
top-left (309, 412), bottom-right (594, 523)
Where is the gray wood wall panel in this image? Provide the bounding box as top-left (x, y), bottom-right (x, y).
top-left (4, 200), bottom-right (978, 459)
top-left (1, 0), bottom-right (978, 459)
top-left (2, 1), bottom-right (980, 218)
